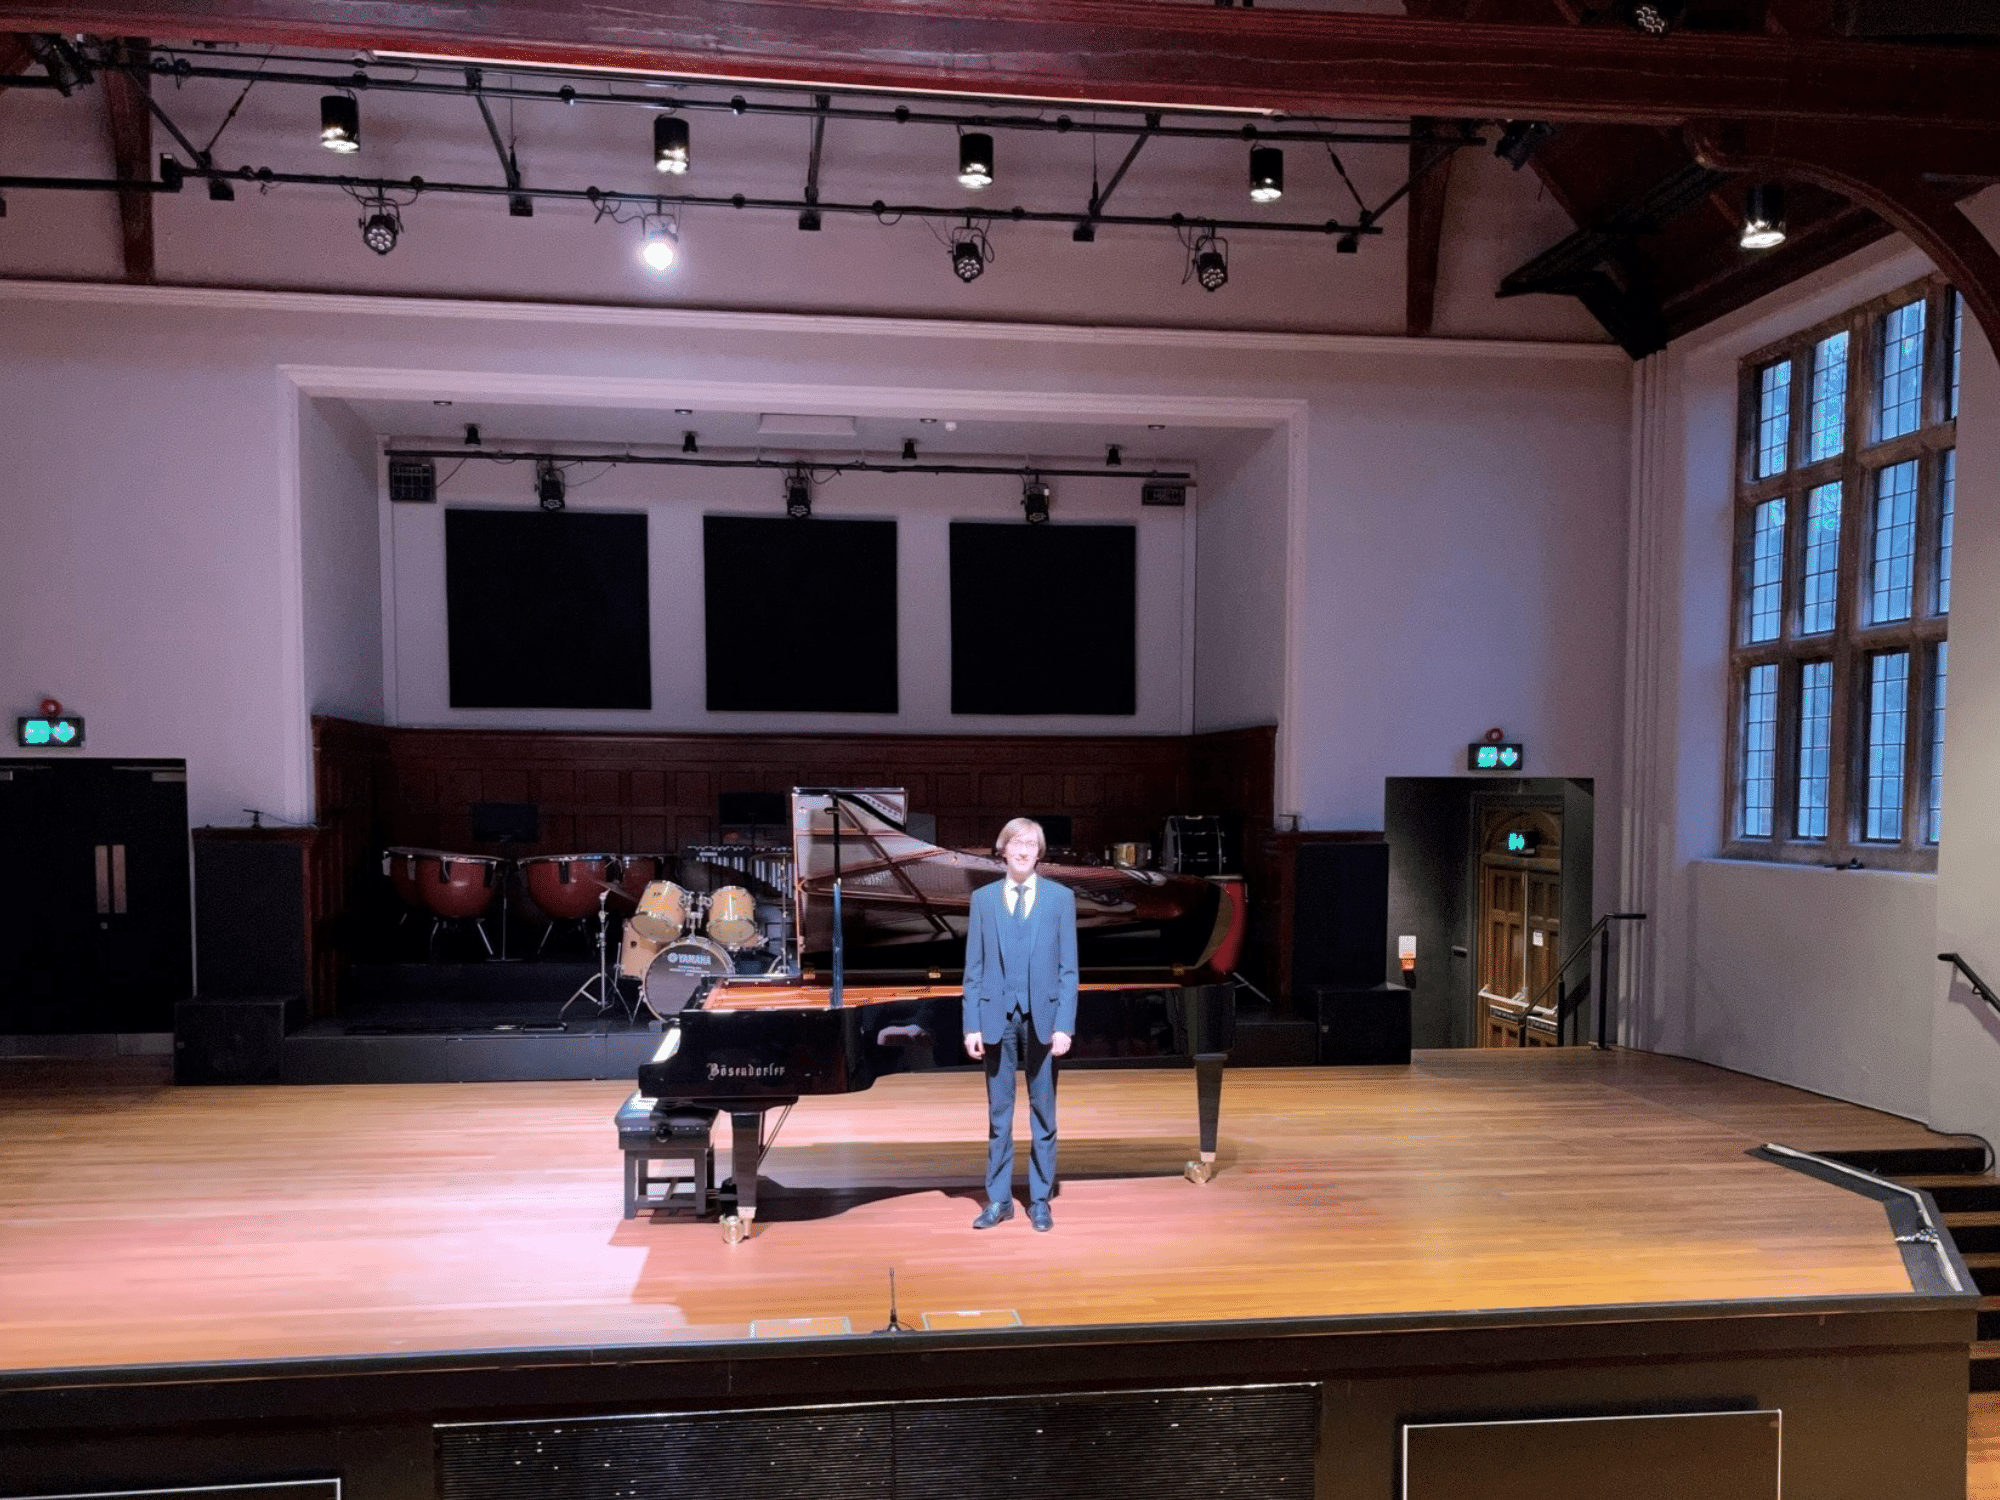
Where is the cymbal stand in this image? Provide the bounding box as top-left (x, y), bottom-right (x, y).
top-left (560, 886), bottom-right (620, 1021)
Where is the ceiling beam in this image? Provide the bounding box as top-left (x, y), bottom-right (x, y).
top-left (1405, 122), bottom-right (1457, 337)
top-left (98, 35), bottom-right (153, 282)
top-left (1689, 119), bottom-right (2000, 355)
top-left (0, 2), bottom-right (1998, 130)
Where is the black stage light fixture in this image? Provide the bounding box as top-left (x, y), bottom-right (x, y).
top-left (952, 235), bottom-right (985, 282)
top-left (902, 437), bottom-right (918, 461)
top-left (465, 423), bottom-right (482, 447)
top-left (320, 94), bottom-right (360, 154)
top-left (682, 430), bottom-right (699, 454)
top-left (1740, 183), bottom-right (1786, 250)
top-left (1072, 219), bottom-right (1095, 243)
top-left (358, 196), bottom-right (401, 255)
top-left (30, 35), bottom-right (90, 96)
top-left (1493, 121), bottom-right (1555, 171)
top-left (0, 192), bottom-right (7, 218)
top-left (1022, 475), bottom-right (1051, 524)
top-left (535, 458), bottom-right (566, 511)
top-left (958, 132), bottom-right (994, 190)
top-left (785, 467), bottom-right (813, 519)
top-left (1624, 0), bottom-right (1686, 33)
top-left (653, 114), bottom-right (691, 175)
top-left (1249, 146), bottom-right (1284, 203)
top-left (1193, 233), bottom-right (1228, 291)
top-left (798, 207), bottom-right (822, 231)
top-left (208, 175), bottom-right (235, 202)
top-left (1106, 445), bottom-right (1123, 468)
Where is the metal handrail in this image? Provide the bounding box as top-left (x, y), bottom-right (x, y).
top-left (1489, 911), bottom-right (1647, 1049)
top-left (1939, 952), bottom-right (2000, 1019)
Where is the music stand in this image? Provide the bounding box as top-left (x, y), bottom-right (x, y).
top-left (471, 800), bottom-right (539, 961)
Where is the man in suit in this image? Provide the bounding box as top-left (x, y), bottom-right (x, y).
top-left (961, 816), bottom-right (1078, 1232)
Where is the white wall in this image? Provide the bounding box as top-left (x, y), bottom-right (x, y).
top-left (1622, 187), bottom-right (2000, 1145)
top-left (383, 460), bottom-right (1194, 735)
top-left (1193, 427), bottom-right (1288, 732)
top-left (297, 394), bottom-right (385, 722)
top-left (0, 282), bottom-right (1630, 872)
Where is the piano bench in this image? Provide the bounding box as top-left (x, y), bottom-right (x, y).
top-left (616, 1093), bottom-right (718, 1220)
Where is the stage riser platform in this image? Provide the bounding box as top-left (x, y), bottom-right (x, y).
top-left (280, 1029), bottom-right (664, 1084)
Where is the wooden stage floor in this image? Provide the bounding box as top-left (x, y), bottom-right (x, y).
top-left (0, 1047), bottom-right (1959, 1374)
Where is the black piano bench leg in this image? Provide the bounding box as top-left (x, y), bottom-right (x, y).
top-left (1185, 1052), bottom-right (1226, 1183)
top-left (720, 1109), bottom-right (765, 1243)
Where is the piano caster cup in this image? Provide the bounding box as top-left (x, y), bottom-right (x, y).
top-left (721, 1212), bottom-right (753, 1244)
top-left (1183, 1154), bottom-right (1216, 1184)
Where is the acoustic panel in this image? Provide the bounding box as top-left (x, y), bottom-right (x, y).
top-left (445, 508), bottom-right (652, 710)
top-left (949, 522), bottom-right (1136, 716)
top-left (703, 516), bottom-right (898, 713)
top-left (439, 1384), bottom-right (1316, 1500)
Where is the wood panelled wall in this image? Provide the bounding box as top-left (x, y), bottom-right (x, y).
top-left (312, 718), bottom-right (1276, 1002)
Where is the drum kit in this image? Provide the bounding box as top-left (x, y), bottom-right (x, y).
top-left (382, 845), bottom-right (787, 1022)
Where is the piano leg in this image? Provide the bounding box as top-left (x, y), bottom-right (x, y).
top-left (1184, 1052), bottom-right (1226, 1183)
top-left (721, 1109), bottom-right (765, 1243)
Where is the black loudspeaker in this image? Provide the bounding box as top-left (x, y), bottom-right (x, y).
top-left (1315, 983), bottom-right (1412, 1065)
top-left (174, 995), bottom-right (303, 1084)
top-left (1290, 840), bottom-right (1389, 993)
top-left (193, 838), bottom-right (305, 998)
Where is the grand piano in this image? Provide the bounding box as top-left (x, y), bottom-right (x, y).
top-left (635, 789), bottom-right (1239, 1238)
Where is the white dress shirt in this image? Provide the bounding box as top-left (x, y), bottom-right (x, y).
top-left (1004, 872), bottom-right (1038, 919)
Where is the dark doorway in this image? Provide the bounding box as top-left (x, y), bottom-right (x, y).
top-left (1382, 778), bottom-right (1594, 1049)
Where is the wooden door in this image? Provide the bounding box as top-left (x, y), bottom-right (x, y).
top-left (1475, 807), bottom-right (1562, 1048)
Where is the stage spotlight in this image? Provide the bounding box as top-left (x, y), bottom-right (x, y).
top-left (465, 423), bottom-right (482, 447)
top-left (1249, 146), bottom-right (1284, 203)
top-left (639, 220), bottom-right (680, 271)
top-left (902, 438), bottom-right (918, 461)
top-left (358, 197), bottom-right (401, 255)
top-left (1493, 121), bottom-right (1554, 171)
top-left (1192, 232), bottom-right (1228, 292)
top-left (1623, 0), bottom-right (1685, 32)
top-left (952, 238), bottom-right (985, 282)
top-left (653, 114), bottom-right (691, 175)
top-left (0, 192), bottom-right (7, 219)
top-left (1740, 184), bottom-right (1786, 250)
top-left (320, 94), bottom-right (360, 154)
top-left (1022, 476), bottom-right (1051, 524)
top-left (958, 133), bottom-right (994, 190)
top-left (785, 467), bottom-right (813, 519)
top-left (535, 459), bottom-right (566, 511)
top-left (1106, 445), bottom-right (1123, 468)
top-left (682, 431), bottom-right (699, 454)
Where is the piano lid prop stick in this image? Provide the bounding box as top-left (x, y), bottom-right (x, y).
top-left (830, 797), bottom-right (845, 1009)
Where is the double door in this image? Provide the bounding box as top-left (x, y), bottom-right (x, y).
top-left (0, 758), bottom-right (191, 1032)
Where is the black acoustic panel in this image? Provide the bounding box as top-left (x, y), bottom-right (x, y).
top-left (1316, 983), bottom-right (1412, 1065)
top-left (193, 841), bottom-right (304, 998)
top-left (438, 1385), bottom-right (1317, 1500)
top-left (1404, 1408), bottom-right (1780, 1500)
top-left (446, 508), bottom-right (652, 710)
top-left (1291, 841), bottom-right (1390, 992)
top-left (950, 522), bottom-right (1136, 716)
top-left (175, 995), bottom-right (304, 1084)
top-left (703, 516), bottom-right (898, 713)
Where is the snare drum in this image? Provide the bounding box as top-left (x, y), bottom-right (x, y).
top-left (520, 853), bottom-right (621, 922)
top-left (619, 924), bottom-right (664, 982)
top-left (705, 884), bottom-right (761, 948)
top-left (640, 935), bottom-right (735, 1018)
top-left (628, 880), bottom-right (691, 944)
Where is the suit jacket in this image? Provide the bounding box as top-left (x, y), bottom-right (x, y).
top-left (960, 875), bottom-right (1080, 1045)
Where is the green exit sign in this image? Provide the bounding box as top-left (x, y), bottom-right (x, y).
top-left (1505, 829), bottom-right (1542, 855)
top-left (1467, 742), bottom-right (1524, 772)
top-left (18, 715), bottom-right (84, 748)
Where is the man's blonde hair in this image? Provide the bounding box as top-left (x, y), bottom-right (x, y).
top-left (994, 816), bottom-right (1047, 859)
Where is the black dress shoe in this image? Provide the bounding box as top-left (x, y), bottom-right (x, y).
top-left (1028, 1200), bottom-right (1053, 1232)
top-left (972, 1200), bottom-right (1015, 1230)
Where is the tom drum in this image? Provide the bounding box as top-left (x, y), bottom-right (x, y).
top-left (705, 884), bottom-right (761, 948)
top-left (628, 880), bottom-right (691, 944)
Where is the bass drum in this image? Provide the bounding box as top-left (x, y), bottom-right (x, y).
top-left (705, 884), bottom-right (761, 948)
top-left (640, 936), bottom-right (736, 1019)
top-left (628, 880), bottom-right (690, 943)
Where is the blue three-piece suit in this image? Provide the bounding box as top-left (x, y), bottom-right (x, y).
top-left (960, 875), bottom-right (1079, 1205)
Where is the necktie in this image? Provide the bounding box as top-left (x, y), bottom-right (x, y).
top-left (1012, 882), bottom-right (1030, 921)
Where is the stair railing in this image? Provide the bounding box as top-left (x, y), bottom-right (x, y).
top-left (1939, 952), bottom-right (2000, 1019)
top-left (1523, 911), bottom-right (1647, 1049)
